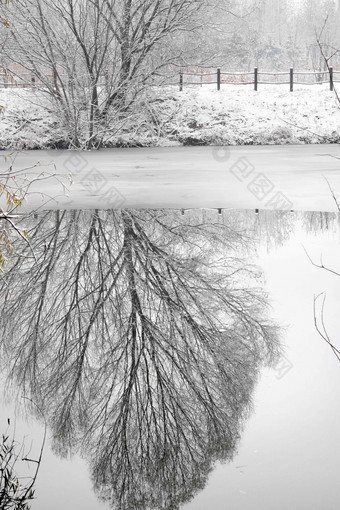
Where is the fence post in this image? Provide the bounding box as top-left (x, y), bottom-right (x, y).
top-left (254, 67), bottom-right (258, 91)
top-left (179, 70), bottom-right (183, 92)
top-left (290, 68), bottom-right (293, 92)
top-left (330, 66), bottom-right (334, 91)
top-left (217, 67), bottom-right (221, 91)
top-left (31, 74), bottom-right (36, 88)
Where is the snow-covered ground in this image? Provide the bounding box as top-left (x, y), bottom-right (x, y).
top-left (165, 83), bottom-right (340, 146)
top-left (0, 83), bottom-right (340, 149)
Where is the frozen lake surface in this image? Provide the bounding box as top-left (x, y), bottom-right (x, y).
top-left (2, 144), bottom-right (340, 211)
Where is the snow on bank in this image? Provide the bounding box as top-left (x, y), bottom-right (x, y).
top-left (1, 84), bottom-right (340, 149)
top-left (152, 83), bottom-right (340, 146)
top-left (0, 88), bottom-right (64, 149)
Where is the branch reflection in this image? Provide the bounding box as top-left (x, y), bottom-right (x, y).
top-left (0, 209), bottom-right (281, 510)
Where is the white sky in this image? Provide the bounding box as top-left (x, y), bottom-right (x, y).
top-left (1, 222), bottom-right (340, 510)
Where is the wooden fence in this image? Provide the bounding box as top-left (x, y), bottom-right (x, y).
top-left (179, 67), bottom-right (339, 92)
top-left (0, 71), bottom-right (52, 88)
top-left (0, 67), bottom-right (339, 92)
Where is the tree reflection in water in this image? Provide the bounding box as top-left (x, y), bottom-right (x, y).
top-left (0, 209), bottom-right (281, 510)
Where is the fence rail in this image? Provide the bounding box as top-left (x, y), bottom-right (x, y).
top-left (0, 71), bottom-right (54, 88)
top-left (0, 71), bottom-right (106, 89)
top-left (179, 67), bottom-right (339, 92)
top-left (0, 67), bottom-right (339, 92)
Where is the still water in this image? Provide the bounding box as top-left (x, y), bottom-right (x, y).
top-left (1, 209), bottom-right (340, 510)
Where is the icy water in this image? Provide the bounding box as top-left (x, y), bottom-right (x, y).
top-left (1, 209), bottom-right (340, 510)
top-left (1, 145), bottom-right (340, 211)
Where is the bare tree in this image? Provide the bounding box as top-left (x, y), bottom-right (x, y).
top-left (1, 435), bottom-right (36, 509)
top-left (301, 211), bottom-right (338, 235)
top-left (1, 0), bottom-right (202, 147)
top-left (0, 154), bottom-right (70, 273)
top-left (304, 181), bottom-right (340, 363)
top-left (0, 209), bottom-right (281, 509)
top-left (0, 400), bottom-right (45, 510)
top-left (0, 3), bottom-right (70, 269)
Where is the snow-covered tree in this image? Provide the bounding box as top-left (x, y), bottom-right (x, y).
top-left (1, 0), bottom-right (203, 148)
